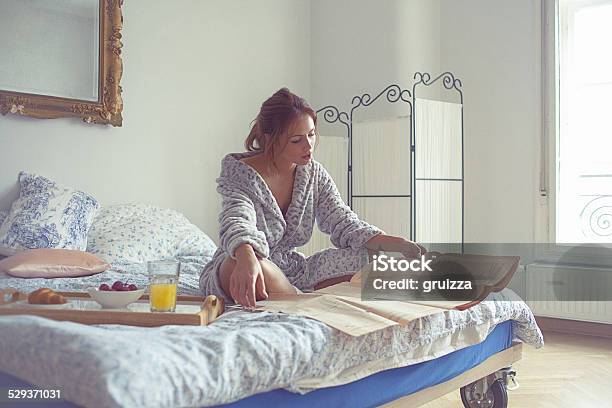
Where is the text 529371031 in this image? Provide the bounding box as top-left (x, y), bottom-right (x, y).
top-left (5, 388), bottom-right (62, 400)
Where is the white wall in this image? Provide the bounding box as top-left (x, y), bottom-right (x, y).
top-left (440, 0), bottom-right (541, 243)
top-left (0, 0), bottom-right (542, 246)
top-left (0, 0), bottom-right (311, 240)
top-left (310, 0), bottom-right (441, 127)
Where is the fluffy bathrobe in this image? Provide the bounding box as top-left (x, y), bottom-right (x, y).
top-left (200, 152), bottom-right (383, 303)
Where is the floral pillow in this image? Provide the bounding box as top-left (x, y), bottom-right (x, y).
top-left (86, 204), bottom-right (217, 264)
top-left (0, 172), bottom-right (100, 256)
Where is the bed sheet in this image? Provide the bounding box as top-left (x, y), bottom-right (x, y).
top-left (0, 271), bottom-right (543, 408)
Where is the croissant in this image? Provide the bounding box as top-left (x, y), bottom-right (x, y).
top-left (28, 288), bottom-right (67, 305)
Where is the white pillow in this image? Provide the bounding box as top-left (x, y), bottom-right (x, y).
top-left (86, 204), bottom-right (217, 263)
top-left (0, 172), bottom-right (100, 256)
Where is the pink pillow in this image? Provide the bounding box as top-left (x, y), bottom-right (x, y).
top-left (0, 249), bottom-right (110, 278)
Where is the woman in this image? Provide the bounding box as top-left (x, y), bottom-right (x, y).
top-left (200, 88), bottom-right (425, 308)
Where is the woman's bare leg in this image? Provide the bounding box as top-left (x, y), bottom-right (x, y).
top-left (219, 256), bottom-right (298, 302)
top-left (258, 258), bottom-right (298, 294)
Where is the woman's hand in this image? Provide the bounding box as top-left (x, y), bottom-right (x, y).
top-left (398, 240), bottom-right (427, 259)
top-left (365, 234), bottom-right (427, 259)
top-left (231, 245), bottom-right (268, 308)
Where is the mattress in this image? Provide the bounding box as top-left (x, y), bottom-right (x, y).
top-left (0, 321), bottom-right (513, 408)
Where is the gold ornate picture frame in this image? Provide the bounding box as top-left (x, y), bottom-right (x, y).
top-left (0, 0), bottom-right (124, 127)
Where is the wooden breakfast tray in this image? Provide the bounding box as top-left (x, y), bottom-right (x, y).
top-left (0, 288), bottom-right (224, 327)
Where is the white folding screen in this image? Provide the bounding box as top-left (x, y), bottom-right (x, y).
top-left (414, 98), bottom-right (462, 179)
top-left (415, 98), bottom-right (463, 244)
top-left (352, 117), bottom-right (412, 239)
top-left (415, 180), bottom-right (462, 244)
top-left (352, 117), bottom-right (411, 196)
top-left (301, 97), bottom-right (463, 256)
top-left (353, 197), bottom-right (412, 238)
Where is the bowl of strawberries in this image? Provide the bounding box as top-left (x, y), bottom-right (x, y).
top-left (88, 280), bottom-right (144, 309)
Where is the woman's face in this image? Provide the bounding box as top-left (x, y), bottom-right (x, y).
top-left (279, 114), bottom-right (316, 166)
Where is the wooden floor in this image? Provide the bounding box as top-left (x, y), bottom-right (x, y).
top-left (419, 331), bottom-right (612, 408)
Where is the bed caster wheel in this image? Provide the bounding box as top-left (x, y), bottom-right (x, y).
top-left (460, 379), bottom-right (508, 408)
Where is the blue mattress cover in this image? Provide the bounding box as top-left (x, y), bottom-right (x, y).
top-left (0, 321), bottom-right (513, 408)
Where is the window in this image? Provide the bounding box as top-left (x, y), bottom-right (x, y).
top-left (549, 0), bottom-right (612, 244)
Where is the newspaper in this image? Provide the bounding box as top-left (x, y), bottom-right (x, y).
top-left (256, 252), bottom-right (520, 336)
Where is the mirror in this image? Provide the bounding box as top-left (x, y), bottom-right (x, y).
top-left (0, 0), bottom-right (100, 101)
top-left (0, 0), bottom-right (123, 126)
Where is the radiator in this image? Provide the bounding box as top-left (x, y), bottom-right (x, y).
top-left (525, 263), bottom-right (612, 324)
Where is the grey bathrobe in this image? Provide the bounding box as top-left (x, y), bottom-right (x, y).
top-left (199, 151), bottom-right (383, 303)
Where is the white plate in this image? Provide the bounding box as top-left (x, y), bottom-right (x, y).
top-left (14, 300), bottom-right (71, 309)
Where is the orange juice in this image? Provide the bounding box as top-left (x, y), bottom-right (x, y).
top-left (147, 260), bottom-right (180, 312)
top-left (150, 282), bottom-right (177, 312)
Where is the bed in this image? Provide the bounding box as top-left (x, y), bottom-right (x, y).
top-left (0, 256), bottom-right (543, 408)
top-left (0, 181), bottom-right (543, 407)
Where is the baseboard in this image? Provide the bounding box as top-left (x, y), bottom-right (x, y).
top-left (535, 315), bottom-right (612, 339)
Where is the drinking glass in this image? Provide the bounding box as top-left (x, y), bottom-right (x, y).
top-left (148, 260), bottom-right (180, 312)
